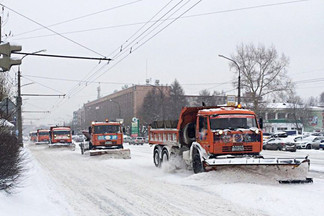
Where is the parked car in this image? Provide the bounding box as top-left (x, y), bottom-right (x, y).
top-left (296, 136), bottom-right (318, 149)
top-left (263, 137), bottom-right (296, 152)
top-left (129, 137), bottom-right (145, 145)
top-left (262, 132), bottom-right (272, 141)
top-left (270, 132), bottom-right (288, 138)
top-left (310, 137), bottom-right (324, 150)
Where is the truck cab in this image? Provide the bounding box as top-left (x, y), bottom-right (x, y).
top-left (50, 126), bottom-right (72, 144)
top-left (37, 129), bottom-right (50, 143)
top-left (195, 107), bottom-right (262, 156)
top-left (89, 121), bottom-right (123, 150)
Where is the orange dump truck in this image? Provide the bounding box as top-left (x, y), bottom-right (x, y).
top-left (149, 106), bottom-right (312, 183)
top-left (81, 120), bottom-right (130, 157)
top-left (36, 129), bottom-right (50, 144)
top-left (29, 131), bottom-right (37, 142)
top-left (49, 126), bottom-right (75, 150)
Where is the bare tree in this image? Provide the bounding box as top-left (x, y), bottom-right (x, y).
top-left (320, 92), bottom-right (324, 104)
top-left (230, 43), bottom-right (292, 115)
top-left (286, 91), bottom-right (311, 134)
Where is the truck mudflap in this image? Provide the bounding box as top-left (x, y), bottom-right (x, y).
top-left (48, 143), bottom-right (75, 151)
top-left (203, 156), bottom-right (312, 184)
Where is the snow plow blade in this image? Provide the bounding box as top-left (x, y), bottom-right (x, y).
top-left (35, 141), bottom-right (49, 145)
top-left (278, 178), bottom-right (313, 184)
top-left (204, 156), bottom-right (312, 184)
top-left (48, 143), bottom-right (76, 151)
top-left (89, 148), bottom-right (131, 158)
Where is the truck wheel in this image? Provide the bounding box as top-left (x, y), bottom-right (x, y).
top-left (161, 148), bottom-right (169, 163)
top-left (153, 147), bottom-right (161, 168)
top-left (192, 147), bottom-right (204, 174)
top-left (306, 144), bottom-right (311, 149)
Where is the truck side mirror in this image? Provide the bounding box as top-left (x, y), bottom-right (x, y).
top-left (88, 126), bottom-right (91, 134)
top-left (123, 127), bottom-right (126, 133)
top-left (259, 117), bottom-right (263, 129)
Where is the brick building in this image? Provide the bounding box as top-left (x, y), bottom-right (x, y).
top-left (72, 85), bottom-right (170, 132)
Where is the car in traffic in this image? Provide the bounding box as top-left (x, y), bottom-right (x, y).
top-left (123, 135), bottom-right (132, 143)
top-left (129, 137), bottom-right (145, 145)
top-left (72, 135), bottom-right (85, 143)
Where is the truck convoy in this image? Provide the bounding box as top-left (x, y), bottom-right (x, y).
top-left (149, 106), bottom-right (312, 183)
top-left (49, 126), bottom-right (75, 150)
top-left (81, 120), bottom-right (130, 158)
top-left (36, 129), bottom-right (50, 144)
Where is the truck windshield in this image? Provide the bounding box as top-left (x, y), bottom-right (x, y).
top-left (53, 131), bottom-right (70, 135)
top-left (210, 114), bottom-right (257, 130)
top-left (94, 125), bottom-right (120, 134)
top-left (39, 132), bottom-right (49, 136)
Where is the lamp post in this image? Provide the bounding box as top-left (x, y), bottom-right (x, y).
top-left (218, 54), bottom-right (241, 105)
top-left (109, 99), bottom-right (121, 119)
top-left (17, 49), bottom-right (46, 147)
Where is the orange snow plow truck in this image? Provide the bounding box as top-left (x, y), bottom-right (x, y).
top-left (49, 126), bottom-right (75, 150)
top-left (81, 120), bottom-right (130, 158)
top-left (36, 129), bottom-right (50, 144)
top-left (149, 106), bottom-right (312, 184)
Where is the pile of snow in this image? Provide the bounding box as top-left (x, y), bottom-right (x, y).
top-left (0, 148), bottom-right (74, 216)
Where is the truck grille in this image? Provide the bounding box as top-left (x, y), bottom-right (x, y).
top-left (222, 145), bottom-right (252, 152)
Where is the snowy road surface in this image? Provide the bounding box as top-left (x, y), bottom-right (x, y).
top-left (21, 142), bottom-right (324, 215)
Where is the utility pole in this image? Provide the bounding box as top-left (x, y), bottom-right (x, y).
top-left (17, 68), bottom-right (22, 146)
top-left (218, 54), bottom-right (241, 105)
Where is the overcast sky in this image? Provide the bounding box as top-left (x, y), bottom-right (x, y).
top-left (1, 0), bottom-right (323, 126)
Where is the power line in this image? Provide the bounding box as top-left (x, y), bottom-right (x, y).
top-left (23, 74), bottom-right (133, 85)
top-left (22, 75), bottom-right (66, 94)
top-left (58, 0), bottom-right (196, 103)
top-left (110, 0), bottom-right (182, 59)
top-left (0, 3), bottom-right (106, 57)
top-left (12, 0), bottom-right (143, 37)
top-left (91, 1), bottom-right (203, 85)
top-left (13, 0), bottom-right (310, 41)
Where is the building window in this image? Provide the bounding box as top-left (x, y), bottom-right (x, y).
top-left (278, 113), bottom-right (286, 119)
top-left (277, 127), bottom-right (288, 131)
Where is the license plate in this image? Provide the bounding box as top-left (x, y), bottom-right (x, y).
top-left (105, 141), bottom-right (112, 144)
top-left (232, 145), bottom-right (244, 151)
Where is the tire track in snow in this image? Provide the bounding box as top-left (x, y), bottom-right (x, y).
top-left (28, 144), bottom-right (266, 216)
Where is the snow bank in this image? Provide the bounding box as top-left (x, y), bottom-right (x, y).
top-left (0, 147), bottom-right (74, 216)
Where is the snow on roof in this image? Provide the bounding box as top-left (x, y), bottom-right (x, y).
top-left (267, 103), bottom-right (324, 110)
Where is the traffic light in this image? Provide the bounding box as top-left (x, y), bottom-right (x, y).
top-left (0, 42), bottom-right (22, 72)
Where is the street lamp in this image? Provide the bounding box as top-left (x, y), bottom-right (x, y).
top-left (109, 99), bottom-right (121, 119)
top-left (218, 54), bottom-right (241, 105)
top-left (17, 49), bottom-right (46, 147)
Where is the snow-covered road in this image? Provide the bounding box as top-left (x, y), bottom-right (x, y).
top-left (19, 142), bottom-right (324, 216)
top-left (27, 143), bottom-right (264, 216)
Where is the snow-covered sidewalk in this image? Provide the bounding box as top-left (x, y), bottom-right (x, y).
top-left (0, 147), bottom-right (74, 216)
